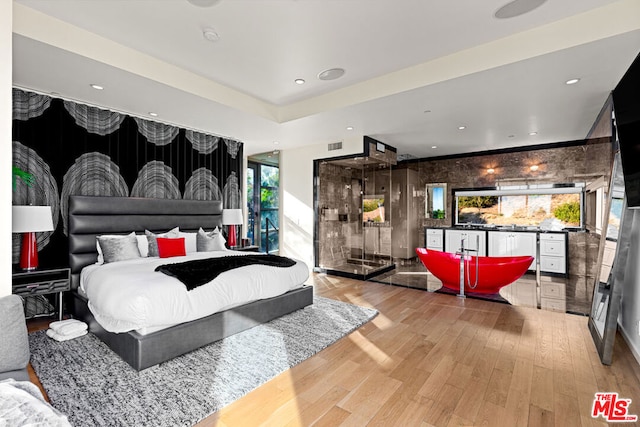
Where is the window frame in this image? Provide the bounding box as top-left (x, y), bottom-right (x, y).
top-left (453, 183), bottom-right (585, 229)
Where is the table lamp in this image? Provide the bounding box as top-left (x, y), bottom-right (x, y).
top-left (222, 208), bottom-right (243, 248)
top-left (12, 205), bottom-right (54, 270)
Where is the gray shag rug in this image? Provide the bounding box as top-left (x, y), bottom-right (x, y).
top-left (28, 296), bottom-right (377, 427)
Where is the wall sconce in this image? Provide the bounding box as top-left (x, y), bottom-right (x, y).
top-left (530, 165), bottom-right (539, 171)
top-left (487, 168), bottom-right (495, 174)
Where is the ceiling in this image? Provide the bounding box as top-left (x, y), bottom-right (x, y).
top-left (11, 0), bottom-right (640, 158)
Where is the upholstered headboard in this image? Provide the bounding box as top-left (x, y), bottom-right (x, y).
top-left (68, 196), bottom-right (223, 290)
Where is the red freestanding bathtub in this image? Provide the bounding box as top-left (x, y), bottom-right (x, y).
top-left (416, 248), bottom-right (534, 294)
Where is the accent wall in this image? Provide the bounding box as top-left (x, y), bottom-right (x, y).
top-left (11, 88), bottom-right (243, 269)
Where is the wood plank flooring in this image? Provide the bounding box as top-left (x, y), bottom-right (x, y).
top-left (28, 274), bottom-right (640, 426)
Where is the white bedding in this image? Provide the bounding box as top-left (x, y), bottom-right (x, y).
top-left (80, 251), bottom-right (309, 334)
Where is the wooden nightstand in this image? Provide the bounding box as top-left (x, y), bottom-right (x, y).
top-left (12, 268), bottom-right (70, 321)
top-left (232, 245), bottom-right (261, 252)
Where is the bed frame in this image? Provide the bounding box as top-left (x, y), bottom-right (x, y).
top-left (68, 195), bottom-right (313, 371)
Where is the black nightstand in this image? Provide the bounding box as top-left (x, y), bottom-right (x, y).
top-left (232, 245), bottom-right (261, 252)
top-left (12, 268), bottom-right (71, 321)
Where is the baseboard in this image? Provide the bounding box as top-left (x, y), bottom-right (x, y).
top-left (617, 322), bottom-right (640, 366)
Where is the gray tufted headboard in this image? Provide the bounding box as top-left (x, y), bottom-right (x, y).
top-left (68, 196), bottom-right (223, 290)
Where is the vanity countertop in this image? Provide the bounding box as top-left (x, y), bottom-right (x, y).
top-left (424, 225), bottom-right (572, 233)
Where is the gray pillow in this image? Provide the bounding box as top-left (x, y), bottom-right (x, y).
top-left (0, 295), bottom-right (30, 374)
top-left (196, 227), bottom-right (227, 252)
top-left (145, 227), bottom-right (180, 257)
top-left (97, 232), bottom-right (141, 263)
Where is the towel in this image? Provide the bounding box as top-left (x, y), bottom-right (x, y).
top-left (49, 319), bottom-right (88, 336)
top-left (46, 328), bottom-right (88, 342)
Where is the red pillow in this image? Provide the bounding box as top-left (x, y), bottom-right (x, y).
top-left (157, 237), bottom-right (186, 258)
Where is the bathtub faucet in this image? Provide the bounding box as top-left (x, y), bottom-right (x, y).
top-left (456, 236), bottom-right (480, 299)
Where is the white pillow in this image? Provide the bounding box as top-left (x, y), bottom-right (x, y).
top-left (96, 233), bottom-right (148, 264)
top-left (178, 232), bottom-right (198, 254)
top-left (196, 227), bottom-right (227, 252)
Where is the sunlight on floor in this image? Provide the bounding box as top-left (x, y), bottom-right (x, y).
top-left (343, 293), bottom-right (394, 330)
top-left (348, 330), bottom-right (393, 368)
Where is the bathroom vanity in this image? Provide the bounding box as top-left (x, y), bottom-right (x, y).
top-left (424, 226), bottom-right (569, 311)
top-left (425, 226), bottom-right (567, 275)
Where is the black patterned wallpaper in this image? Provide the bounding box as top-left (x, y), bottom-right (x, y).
top-left (12, 88), bottom-right (243, 268)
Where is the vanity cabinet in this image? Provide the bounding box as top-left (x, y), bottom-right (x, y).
top-left (539, 232), bottom-right (567, 274)
top-left (425, 228), bottom-right (444, 251)
top-left (488, 231), bottom-right (537, 271)
top-left (379, 227), bottom-right (392, 256)
top-left (364, 227), bottom-right (379, 254)
top-left (540, 281), bottom-right (566, 312)
top-left (444, 229), bottom-right (486, 256)
top-left (364, 226), bottom-right (392, 256)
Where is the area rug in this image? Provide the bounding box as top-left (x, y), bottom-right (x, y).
top-left (28, 296), bottom-right (378, 427)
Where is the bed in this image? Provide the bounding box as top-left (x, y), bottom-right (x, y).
top-left (68, 195), bottom-right (313, 371)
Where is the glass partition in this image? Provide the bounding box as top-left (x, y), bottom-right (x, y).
top-left (316, 156), bottom-right (393, 279)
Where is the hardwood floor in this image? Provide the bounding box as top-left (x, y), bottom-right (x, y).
top-left (28, 274), bottom-right (640, 426)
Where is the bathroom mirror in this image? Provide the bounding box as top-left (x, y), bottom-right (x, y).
top-left (426, 183), bottom-right (446, 219)
top-left (588, 148), bottom-right (629, 364)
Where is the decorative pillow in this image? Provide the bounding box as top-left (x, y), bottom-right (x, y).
top-left (96, 234), bottom-right (148, 264)
top-left (97, 232), bottom-right (142, 263)
top-left (145, 227), bottom-right (180, 257)
top-left (197, 227), bottom-right (227, 252)
top-left (157, 237), bottom-right (186, 258)
top-left (178, 232), bottom-right (197, 254)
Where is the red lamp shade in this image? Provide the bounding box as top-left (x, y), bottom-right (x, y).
top-left (12, 206), bottom-right (54, 270)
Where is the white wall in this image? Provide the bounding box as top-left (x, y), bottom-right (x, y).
top-left (618, 209), bottom-right (640, 362)
top-left (0, 1), bottom-right (12, 297)
top-left (279, 136), bottom-right (363, 267)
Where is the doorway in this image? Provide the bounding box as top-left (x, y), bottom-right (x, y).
top-left (247, 151), bottom-right (280, 254)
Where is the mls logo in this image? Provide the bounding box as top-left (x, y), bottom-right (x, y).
top-left (592, 392), bottom-right (638, 422)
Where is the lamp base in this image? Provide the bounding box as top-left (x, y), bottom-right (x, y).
top-left (227, 224), bottom-right (237, 248)
top-left (20, 232), bottom-right (39, 271)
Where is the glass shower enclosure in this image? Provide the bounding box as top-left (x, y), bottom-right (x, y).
top-left (316, 155), bottom-right (394, 279)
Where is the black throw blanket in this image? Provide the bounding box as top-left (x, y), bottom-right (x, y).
top-left (155, 254), bottom-right (297, 291)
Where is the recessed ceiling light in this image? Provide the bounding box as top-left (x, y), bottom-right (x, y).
top-left (494, 0), bottom-right (547, 19)
top-left (294, 79), bottom-right (305, 85)
top-left (202, 28), bottom-right (220, 42)
top-left (458, 126), bottom-right (466, 130)
top-left (530, 165), bottom-right (539, 171)
top-left (90, 84), bottom-right (104, 90)
top-left (487, 168), bottom-right (495, 174)
top-left (187, 0), bottom-right (221, 7)
top-left (529, 131), bottom-right (538, 136)
top-left (565, 78), bottom-right (580, 85)
top-left (149, 112), bottom-right (158, 117)
top-left (431, 145), bottom-right (437, 149)
top-left (317, 68), bottom-right (345, 81)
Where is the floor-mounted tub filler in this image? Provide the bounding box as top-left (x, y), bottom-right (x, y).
top-left (415, 247), bottom-right (534, 295)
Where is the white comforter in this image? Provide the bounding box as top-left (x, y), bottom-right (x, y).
top-left (80, 251), bottom-right (309, 334)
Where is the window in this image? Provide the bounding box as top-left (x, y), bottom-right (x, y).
top-left (248, 162), bottom-right (279, 253)
top-left (455, 184), bottom-right (584, 229)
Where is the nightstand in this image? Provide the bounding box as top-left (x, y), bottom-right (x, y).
top-left (232, 245), bottom-right (261, 252)
top-left (12, 268), bottom-right (70, 321)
